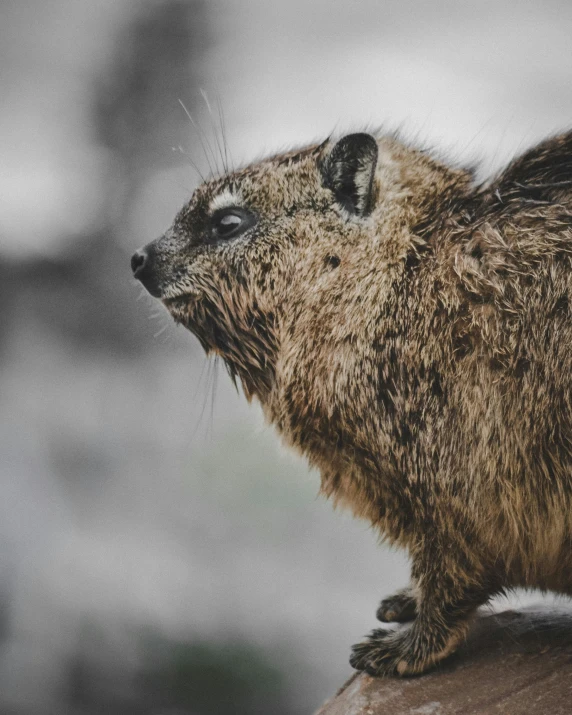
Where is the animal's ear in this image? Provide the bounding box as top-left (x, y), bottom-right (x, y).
top-left (320, 133), bottom-right (378, 216)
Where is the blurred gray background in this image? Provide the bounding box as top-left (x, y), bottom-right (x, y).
top-left (1, 1), bottom-right (572, 713)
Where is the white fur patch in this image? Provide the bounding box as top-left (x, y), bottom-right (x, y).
top-left (210, 188), bottom-right (243, 213)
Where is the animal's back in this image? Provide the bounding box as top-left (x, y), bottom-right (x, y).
top-left (441, 132), bottom-right (572, 588)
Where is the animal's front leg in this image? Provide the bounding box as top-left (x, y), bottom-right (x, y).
top-left (351, 554), bottom-right (492, 676)
top-left (376, 586), bottom-right (417, 623)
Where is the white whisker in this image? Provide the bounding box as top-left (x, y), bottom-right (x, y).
top-left (173, 144), bottom-right (206, 182)
top-left (200, 87), bottom-right (228, 177)
top-left (178, 98), bottom-right (219, 177)
top-left (200, 87), bottom-right (212, 115)
top-left (153, 324), bottom-right (169, 339)
top-left (216, 90), bottom-right (233, 174)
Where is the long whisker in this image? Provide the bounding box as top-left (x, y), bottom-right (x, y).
top-left (199, 87), bottom-right (212, 115)
top-left (192, 355), bottom-right (209, 403)
top-left (172, 144), bottom-right (206, 183)
top-left (208, 355), bottom-right (220, 440)
top-left (215, 85), bottom-right (233, 174)
top-left (178, 98), bottom-right (218, 177)
top-left (153, 323), bottom-right (169, 339)
top-left (200, 88), bottom-right (228, 177)
top-left (189, 356), bottom-right (213, 441)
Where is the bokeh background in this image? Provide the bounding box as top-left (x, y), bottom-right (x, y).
top-left (2, 1), bottom-right (572, 713)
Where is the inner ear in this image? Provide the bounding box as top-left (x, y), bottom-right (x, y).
top-left (320, 133), bottom-right (378, 216)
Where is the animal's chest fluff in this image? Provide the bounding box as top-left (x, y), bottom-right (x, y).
top-left (266, 340), bottom-right (421, 534)
top-left (275, 338), bottom-right (384, 457)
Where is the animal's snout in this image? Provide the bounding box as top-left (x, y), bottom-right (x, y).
top-left (131, 245), bottom-right (162, 297)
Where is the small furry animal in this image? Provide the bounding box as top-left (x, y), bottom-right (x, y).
top-left (132, 129), bottom-right (572, 676)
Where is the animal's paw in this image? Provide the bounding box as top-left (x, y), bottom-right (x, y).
top-left (376, 589), bottom-right (417, 623)
top-left (349, 627), bottom-right (427, 677)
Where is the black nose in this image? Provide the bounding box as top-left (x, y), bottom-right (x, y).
top-left (131, 247), bottom-right (162, 297)
top-left (131, 249), bottom-right (148, 277)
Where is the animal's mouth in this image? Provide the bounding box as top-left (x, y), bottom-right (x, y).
top-left (161, 291), bottom-right (203, 329)
top-left (163, 294), bottom-right (191, 306)
top-left (131, 243), bottom-right (200, 302)
top-left (162, 285), bottom-right (201, 305)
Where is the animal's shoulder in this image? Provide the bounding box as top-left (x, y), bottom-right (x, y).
top-left (497, 131), bottom-right (572, 190)
top-left (477, 132), bottom-right (572, 221)
top-left (462, 132), bottom-right (572, 259)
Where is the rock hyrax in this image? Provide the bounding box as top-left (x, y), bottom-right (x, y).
top-left (132, 130), bottom-right (572, 675)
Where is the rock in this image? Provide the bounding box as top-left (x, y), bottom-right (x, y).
top-left (315, 607), bottom-right (572, 714)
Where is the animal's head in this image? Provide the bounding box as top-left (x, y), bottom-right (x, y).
top-left (131, 132), bottom-right (462, 400)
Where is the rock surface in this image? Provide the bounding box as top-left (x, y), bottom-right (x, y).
top-left (315, 608), bottom-right (572, 714)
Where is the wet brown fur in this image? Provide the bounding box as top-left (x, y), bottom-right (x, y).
top-left (134, 130), bottom-right (572, 676)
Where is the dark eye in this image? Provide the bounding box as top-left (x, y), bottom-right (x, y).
top-left (211, 207), bottom-right (256, 240)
